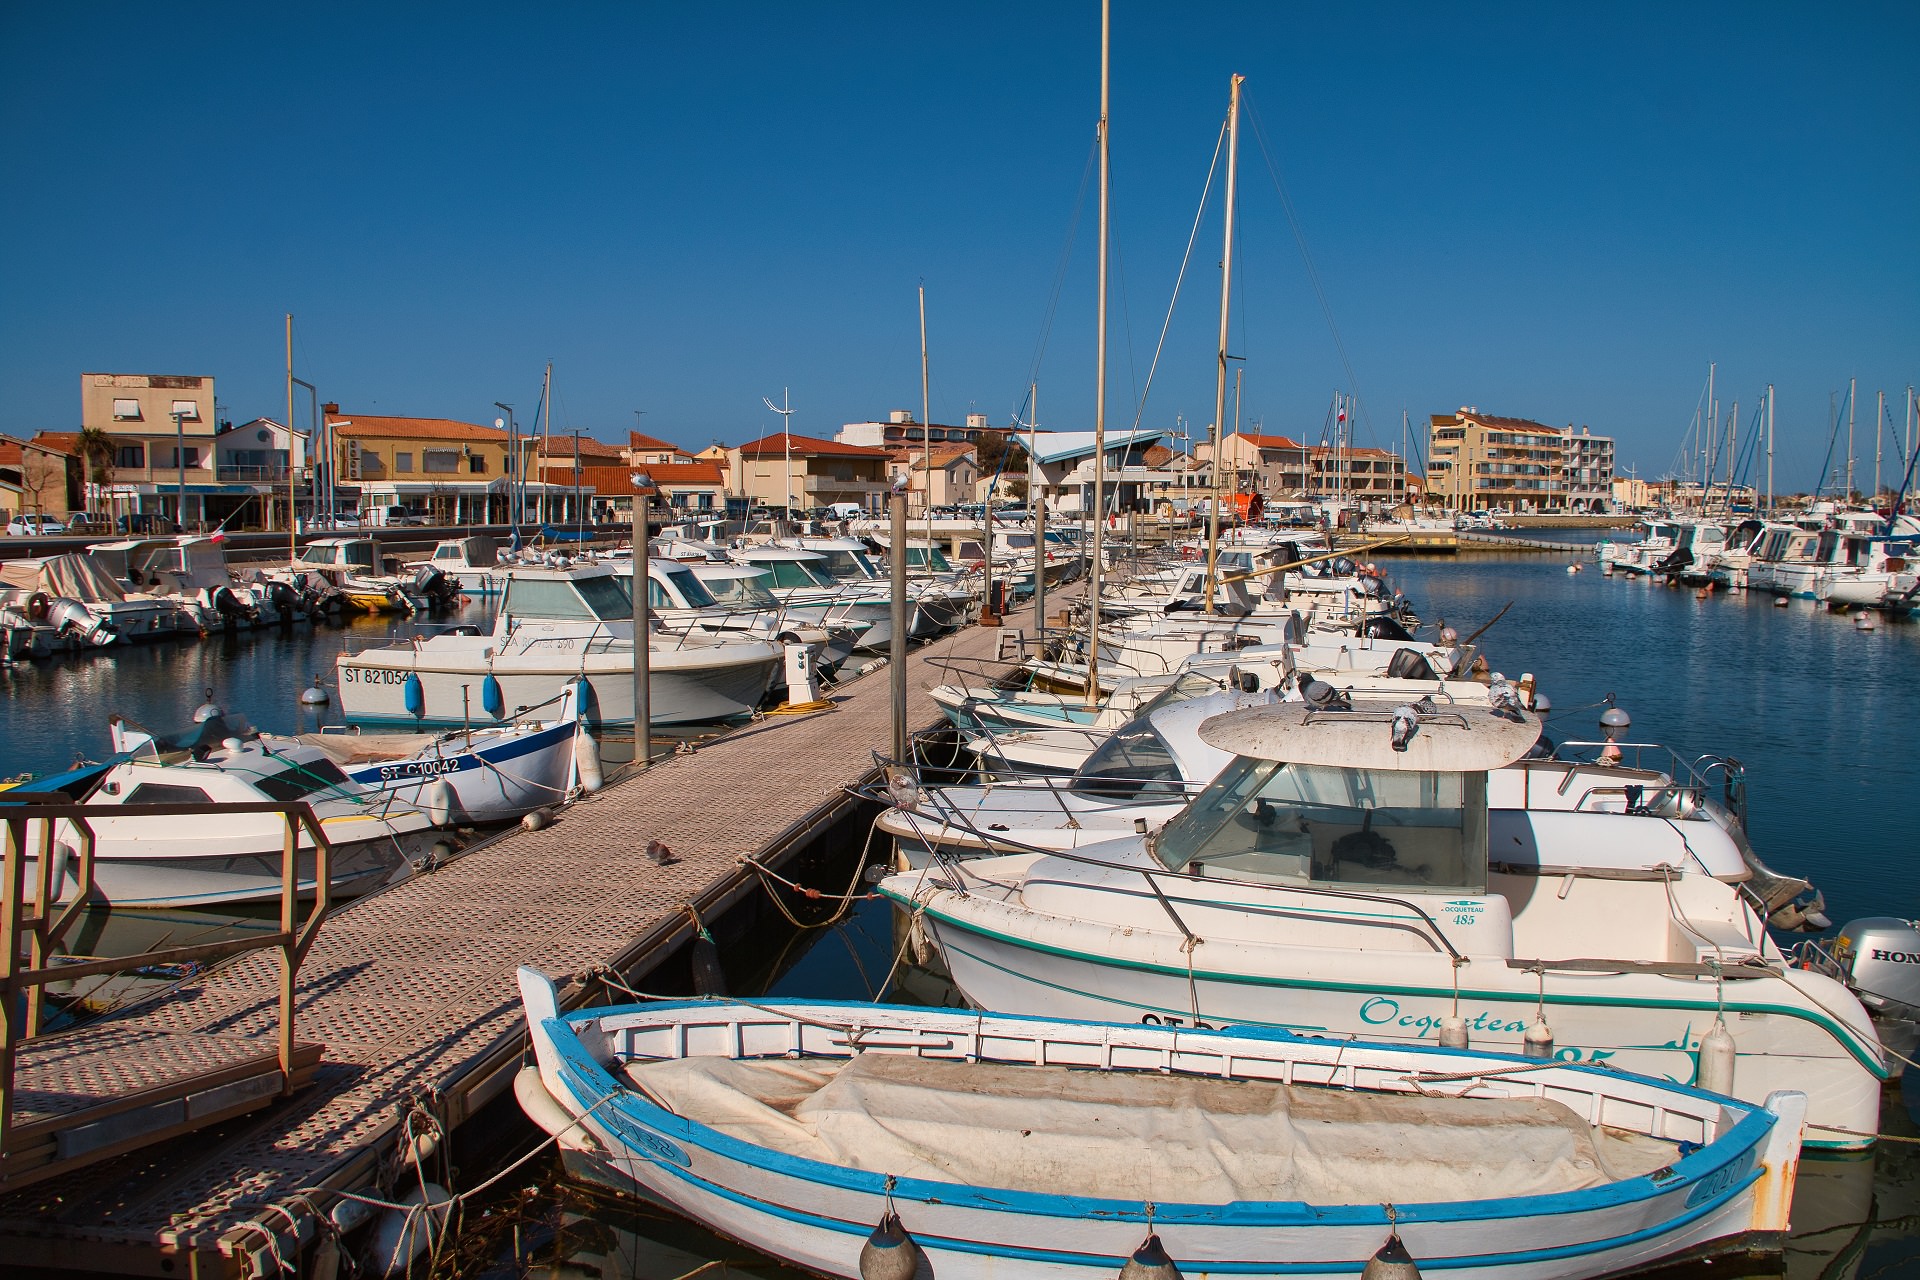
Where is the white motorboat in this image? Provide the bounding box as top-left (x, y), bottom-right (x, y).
top-left (405, 534), bottom-right (508, 597)
top-left (881, 699), bottom-right (1887, 1149)
top-left (333, 564), bottom-right (781, 727)
top-left (297, 681), bottom-right (594, 823)
top-left (273, 536), bottom-right (457, 615)
top-left (610, 557), bottom-right (852, 674)
top-left (730, 545), bottom-right (907, 649)
top-left (0, 553), bottom-right (190, 644)
top-left (2, 713), bottom-right (439, 908)
top-left (516, 970), bottom-right (1807, 1280)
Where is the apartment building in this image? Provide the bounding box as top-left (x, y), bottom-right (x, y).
top-left (1427, 408), bottom-right (1616, 512)
top-left (727, 433), bottom-right (891, 512)
top-left (81, 372), bottom-right (228, 526)
top-left (837, 409), bottom-right (1009, 451)
top-left (325, 406), bottom-right (542, 525)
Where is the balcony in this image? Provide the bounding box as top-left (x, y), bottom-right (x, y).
top-left (216, 463), bottom-right (293, 484)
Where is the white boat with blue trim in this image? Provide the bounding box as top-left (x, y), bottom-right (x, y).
top-left (515, 969), bottom-right (1805, 1279)
top-left (880, 700), bottom-right (1887, 1150)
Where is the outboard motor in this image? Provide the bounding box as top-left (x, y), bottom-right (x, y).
top-left (412, 565), bottom-right (456, 609)
top-left (209, 584), bottom-right (257, 627)
top-left (45, 598), bottom-right (116, 647)
top-left (1804, 918), bottom-right (1920, 1076)
top-left (1654, 546), bottom-right (1692, 576)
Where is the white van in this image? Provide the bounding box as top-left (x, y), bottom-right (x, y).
top-left (826, 502), bottom-right (866, 520)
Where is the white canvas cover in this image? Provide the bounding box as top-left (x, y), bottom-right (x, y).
top-left (0, 555), bottom-right (135, 604)
top-left (624, 1052), bottom-right (1672, 1205)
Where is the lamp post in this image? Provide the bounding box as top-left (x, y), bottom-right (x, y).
top-left (494, 402), bottom-right (517, 527)
top-left (631, 470), bottom-right (653, 765)
top-left (763, 390), bottom-right (794, 522)
top-left (172, 410), bottom-right (186, 530)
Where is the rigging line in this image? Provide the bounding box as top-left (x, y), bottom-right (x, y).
top-left (1023, 137), bottom-right (1101, 395)
top-left (1243, 91), bottom-right (1374, 446)
top-left (1130, 120), bottom-right (1228, 431)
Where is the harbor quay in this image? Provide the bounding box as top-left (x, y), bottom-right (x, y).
top-left (0, 607), bottom-right (1016, 1277)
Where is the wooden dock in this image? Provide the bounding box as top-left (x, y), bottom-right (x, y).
top-left (0, 619), bottom-right (1013, 1277)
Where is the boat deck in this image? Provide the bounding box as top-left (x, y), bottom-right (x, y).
top-left (0, 616), bottom-right (1016, 1277)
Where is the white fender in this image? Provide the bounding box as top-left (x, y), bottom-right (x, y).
top-left (571, 728), bottom-right (604, 794)
top-left (420, 778), bottom-right (454, 827)
top-left (371, 1183), bottom-right (450, 1278)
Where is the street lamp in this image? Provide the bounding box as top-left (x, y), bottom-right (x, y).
top-left (494, 402), bottom-right (517, 527)
top-left (630, 469), bottom-right (653, 766)
top-left (763, 389), bottom-right (794, 521)
top-left (173, 409), bottom-right (186, 530)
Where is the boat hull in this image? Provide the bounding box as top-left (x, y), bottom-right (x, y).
top-left (333, 719), bottom-right (579, 822)
top-left (23, 827), bottom-right (428, 909)
top-left (518, 985), bottom-right (1804, 1280)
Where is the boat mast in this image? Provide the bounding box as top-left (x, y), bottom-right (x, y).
top-left (920, 283), bottom-right (932, 562)
top-left (1875, 389), bottom-right (1885, 508)
top-left (1204, 73), bottom-right (1243, 615)
top-left (1028, 381), bottom-right (1047, 635)
top-left (1846, 377), bottom-right (1856, 501)
top-left (1086, 0), bottom-right (1110, 704)
top-left (540, 361), bottom-right (553, 524)
top-left (1766, 384), bottom-right (1774, 517)
top-left (285, 314), bottom-right (296, 560)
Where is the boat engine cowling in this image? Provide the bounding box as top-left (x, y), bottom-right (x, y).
top-left (46, 598), bottom-right (116, 646)
top-left (1821, 919), bottom-right (1920, 1016)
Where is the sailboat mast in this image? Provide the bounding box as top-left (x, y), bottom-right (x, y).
top-left (1846, 377), bottom-right (1857, 500)
top-left (1875, 389), bottom-right (1885, 506)
top-left (1086, 0), bottom-right (1110, 705)
top-left (1029, 381), bottom-right (1047, 634)
top-left (285, 314), bottom-right (296, 560)
top-left (920, 284), bottom-right (932, 563)
top-left (1204, 73), bottom-right (1244, 616)
top-left (538, 362), bottom-right (552, 524)
top-left (1766, 384), bottom-right (1774, 516)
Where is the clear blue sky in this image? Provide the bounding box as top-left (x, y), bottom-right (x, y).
top-left (2, 2), bottom-right (1913, 490)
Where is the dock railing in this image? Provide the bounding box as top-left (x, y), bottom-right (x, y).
top-left (0, 799), bottom-right (333, 1190)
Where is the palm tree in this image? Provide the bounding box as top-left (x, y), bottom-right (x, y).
top-left (76, 425), bottom-right (115, 515)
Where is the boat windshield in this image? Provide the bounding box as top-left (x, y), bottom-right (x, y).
top-left (1002, 534), bottom-right (1035, 551)
top-left (907, 547), bottom-right (954, 572)
top-left (650, 565), bottom-right (718, 609)
top-left (1152, 757), bottom-right (1486, 894)
top-left (1068, 723), bottom-right (1183, 800)
top-left (251, 757), bottom-right (354, 801)
top-left (700, 572), bottom-right (781, 608)
top-left (759, 559), bottom-right (837, 590)
top-left (503, 574), bottom-right (633, 622)
top-left (1132, 670), bottom-right (1229, 717)
top-left (811, 548), bottom-right (875, 580)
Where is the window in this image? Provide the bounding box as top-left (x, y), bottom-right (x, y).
top-left (112, 398), bottom-right (142, 420)
top-left (126, 783), bottom-right (214, 805)
top-left (115, 444), bottom-right (145, 468)
top-left (503, 574), bottom-right (633, 622)
top-left (424, 450), bottom-right (460, 474)
top-left (165, 447), bottom-right (200, 468)
top-left (468, 455), bottom-right (487, 473)
top-left (253, 759), bottom-right (351, 801)
top-left (170, 399), bottom-right (201, 420)
top-left (394, 452), bottom-right (414, 473)
top-left (1070, 724), bottom-right (1182, 800)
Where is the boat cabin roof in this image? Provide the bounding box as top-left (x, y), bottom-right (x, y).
top-left (1198, 701), bottom-right (1538, 772)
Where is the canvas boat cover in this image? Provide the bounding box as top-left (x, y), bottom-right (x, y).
top-left (0, 554), bottom-right (138, 604)
top-left (623, 1052), bottom-right (1674, 1205)
top-left (296, 732), bottom-right (444, 766)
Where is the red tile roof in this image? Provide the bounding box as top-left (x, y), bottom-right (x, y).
top-left (31, 431), bottom-right (81, 456)
top-left (1237, 433), bottom-right (1310, 451)
top-left (576, 462), bottom-right (725, 495)
top-left (328, 413), bottom-right (507, 443)
top-left (1432, 411), bottom-right (1557, 433)
top-left (628, 431), bottom-right (685, 454)
top-left (736, 432), bottom-right (890, 459)
top-left (537, 435), bottom-right (626, 459)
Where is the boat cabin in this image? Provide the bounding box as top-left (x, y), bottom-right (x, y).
top-left (297, 537), bottom-right (387, 574)
top-left (1151, 702), bottom-right (1537, 895)
top-left (786, 540), bottom-right (881, 583)
top-left (87, 536), bottom-right (233, 593)
top-left (500, 566), bottom-right (634, 624)
top-left (429, 535), bottom-right (499, 570)
top-left (733, 548), bottom-right (840, 591)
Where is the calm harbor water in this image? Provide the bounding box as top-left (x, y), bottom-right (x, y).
top-left (6, 552), bottom-right (1916, 1276)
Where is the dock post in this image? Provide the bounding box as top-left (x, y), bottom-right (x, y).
top-left (890, 490), bottom-right (908, 762)
top-left (631, 476), bottom-right (651, 764)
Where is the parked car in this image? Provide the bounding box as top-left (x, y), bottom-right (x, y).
top-left (116, 513), bottom-right (181, 535)
top-left (64, 511), bottom-right (111, 534)
top-left (7, 514), bottom-right (68, 536)
top-left (369, 504), bottom-right (427, 527)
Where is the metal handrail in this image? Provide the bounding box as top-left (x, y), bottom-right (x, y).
top-left (0, 799), bottom-right (334, 1170)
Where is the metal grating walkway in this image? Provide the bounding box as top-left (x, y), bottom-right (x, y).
top-left (0, 617), bottom-right (1019, 1274)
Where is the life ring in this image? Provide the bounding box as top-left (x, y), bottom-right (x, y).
top-left (27, 591), bottom-right (50, 621)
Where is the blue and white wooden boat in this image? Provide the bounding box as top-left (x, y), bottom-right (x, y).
top-left (515, 969), bottom-right (1805, 1280)
top-left (297, 683), bottom-right (597, 823)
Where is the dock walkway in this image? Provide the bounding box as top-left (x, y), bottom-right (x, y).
top-left (0, 619), bottom-right (1013, 1277)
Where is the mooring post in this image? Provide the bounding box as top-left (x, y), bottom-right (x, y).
top-left (631, 475), bottom-right (651, 765)
top-left (890, 489), bottom-right (909, 762)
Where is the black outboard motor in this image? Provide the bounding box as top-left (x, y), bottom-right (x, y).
top-left (1361, 614), bottom-right (1416, 641)
top-left (1654, 546), bottom-right (1692, 576)
top-left (413, 565), bottom-right (457, 610)
top-left (1385, 647), bottom-right (1438, 681)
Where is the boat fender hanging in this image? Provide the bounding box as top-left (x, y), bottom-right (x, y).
top-left (1697, 1018), bottom-right (1736, 1096)
top-left (858, 1210), bottom-right (921, 1280)
top-left (1437, 1015), bottom-right (1469, 1050)
top-left (421, 778), bottom-right (454, 828)
top-left (481, 672), bottom-right (506, 719)
top-left (1360, 1234), bottom-right (1422, 1280)
top-left (1118, 1232), bottom-right (1183, 1279)
top-left (572, 729), bottom-right (604, 793)
top-left (1522, 1016), bottom-right (1554, 1061)
top-left (402, 672), bottom-right (426, 719)
top-left (370, 1182), bottom-right (451, 1278)
top-left (691, 932), bottom-right (727, 998)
